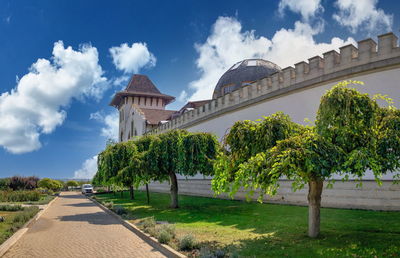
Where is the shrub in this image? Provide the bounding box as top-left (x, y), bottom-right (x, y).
top-left (141, 217), bottom-right (156, 235)
top-left (0, 205), bottom-right (23, 211)
top-left (7, 176), bottom-right (39, 190)
top-left (0, 178), bottom-right (10, 190)
top-left (142, 216), bottom-right (156, 229)
top-left (179, 234), bottom-right (197, 251)
top-left (157, 229), bottom-right (172, 244)
top-left (113, 205), bottom-right (127, 215)
top-left (159, 224), bottom-right (176, 238)
top-left (0, 190), bottom-right (41, 202)
top-left (103, 201), bottom-right (114, 210)
top-left (7, 206), bottom-right (39, 224)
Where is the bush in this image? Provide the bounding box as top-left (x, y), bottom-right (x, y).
top-left (3, 206), bottom-right (39, 233)
top-left (103, 201), bottom-right (114, 210)
top-left (179, 234), bottom-right (197, 251)
top-left (159, 224), bottom-right (176, 238)
top-left (0, 178), bottom-right (10, 190)
top-left (8, 176), bottom-right (39, 190)
top-left (113, 205), bottom-right (127, 215)
top-left (0, 190), bottom-right (41, 202)
top-left (0, 205), bottom-right (23, 211)
top-left (142, 216), bottom-right (156, 230)
top-left (157, 229), bottom-right (172, 244)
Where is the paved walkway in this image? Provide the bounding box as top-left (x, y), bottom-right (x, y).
top-left (3, 192), bottom-right (165, 258)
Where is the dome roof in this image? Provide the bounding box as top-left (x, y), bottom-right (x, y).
top-left (212, 59), bottom-right (281, 99)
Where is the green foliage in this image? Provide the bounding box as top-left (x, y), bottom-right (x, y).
top-left (212, 81), bottom-right (400, 237)
top-left (141, 216), bottom-right (156, 230)
top-left (0, 178), bottom-right (10, 190)
top-left (0, 190), bottom-right (41, 202)
top-left (38, 178), bottom-right (63, 191)
top-left (157, 229), bottom-right (173, 244)
top-left (213, 82), bottom-right (400, 199)
top-left (0, 205), bottom-right (23, 211)
top-left (179, 132), bottom-right (219, 177)
top-left (179, 234), bottom-right (197, 250)
top-left (376, 108), bottom-right (400, 174)
top-left (159, 224), bottom-right (176, 238)
top-left (212, 112), bottom-right (303, 197)
top-left (66, 180), bottom-right (80, 187)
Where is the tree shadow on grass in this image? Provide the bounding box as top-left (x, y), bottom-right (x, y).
top-left (96, 190), bottom-right (400, 256)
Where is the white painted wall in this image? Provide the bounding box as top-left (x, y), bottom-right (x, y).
top-left (181, 68), bottom-right (400, 180)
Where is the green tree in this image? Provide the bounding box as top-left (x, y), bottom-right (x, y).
top-left (66, 180), bottom-right (80, 188)
top-left (38, 178), bottom-right (63, 191)
top-left (147, 130), bottom-right (219, 208)
top-left (212, 81), bottom-right (400, 238)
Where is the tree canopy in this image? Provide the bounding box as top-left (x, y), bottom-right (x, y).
top-left (212, 81), bottom-right (400, 237)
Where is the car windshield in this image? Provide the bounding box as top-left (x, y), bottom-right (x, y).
top-left (83, 184), bottom-right (92, 188)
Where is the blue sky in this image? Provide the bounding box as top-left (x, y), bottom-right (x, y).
top-left (0, 0), bottom-right (398, 179)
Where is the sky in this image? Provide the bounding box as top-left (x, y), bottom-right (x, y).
top-left (0, 0), bottom-right (399, 179)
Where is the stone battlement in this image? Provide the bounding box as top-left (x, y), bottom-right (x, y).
top-left (149, 32), bottom-right (400, 135)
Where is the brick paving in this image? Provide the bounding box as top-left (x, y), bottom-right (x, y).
top-left (3, 192), bottom-right (165, 258)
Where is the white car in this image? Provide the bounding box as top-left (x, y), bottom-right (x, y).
top-left (81, 184), bottom-right (94, 194)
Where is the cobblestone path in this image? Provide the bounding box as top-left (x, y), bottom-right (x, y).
top-left (3, 192), bottom-right (165, 258)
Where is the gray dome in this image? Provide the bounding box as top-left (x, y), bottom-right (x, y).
top-left (212, 59), bottom-right (281, 99)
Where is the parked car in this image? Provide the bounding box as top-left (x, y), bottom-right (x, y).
top-left (81, 184), bottom-right (93, 194)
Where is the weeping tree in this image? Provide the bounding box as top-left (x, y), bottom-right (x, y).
top-left (94, 141), bottom-right (138, 198)
top-left (212, 81), bottom-right (400, 238)
top-left (147, 130), bottom-right (219, 208)
top-left (133, 135), bottom-right (159, 204)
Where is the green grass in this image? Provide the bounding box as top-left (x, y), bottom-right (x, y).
top-left (96, 191), bottom-right (400, 257)
top-left (0, 206), bottom-right (39, 245)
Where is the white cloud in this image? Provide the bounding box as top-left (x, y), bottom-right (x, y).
top-left (185, 17), bottom-right (355, 101)
top-left (0, 41), bottom-right (107, 154)
top-left (90, 111), bottom-right (119, 141)
top-left (109, 42), bottom-right (156, 74)
top-left (333, 0), bottom-right (393, 34)
top-left (278, 0), bottom-right (323, 21)
top-left (178, 90), bottom-right (188, 103)
top-left (74, 155), bottom-right (98, 179)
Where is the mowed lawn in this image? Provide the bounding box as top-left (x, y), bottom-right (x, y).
top-left (96, 191), bottom-right (400, 257)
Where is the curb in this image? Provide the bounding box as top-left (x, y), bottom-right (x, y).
top-left (0, 195), bottom-right (59, 257)
top-left (89, 197), bottom-right (186, 258)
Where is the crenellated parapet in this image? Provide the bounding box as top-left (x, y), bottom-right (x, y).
top-left (149, 32), bottom-right (400, 135)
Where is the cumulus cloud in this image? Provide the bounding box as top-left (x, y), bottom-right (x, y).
top-left (333, 0), bottom-right (393, 34)
top-left (90, 111), bottom-right (119, 141)
top-left (0, 41), bottom-right (107, 154)
top-left (109, 42), bottom-right (156, 74)
top-left (74, 155), bottom-right (98, 179)
top-left (278, 0), bottom-right (323, 21)
top-left (184, 17), bottom-right (355, 101)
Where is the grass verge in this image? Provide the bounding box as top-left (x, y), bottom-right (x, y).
top-left (96, 190), bottom-right (400, 257)
top-left (0, 206), bottom-right (39, 245)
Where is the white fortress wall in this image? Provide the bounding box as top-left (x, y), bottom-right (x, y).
top-left (144, 33), bottom-right (400, 210)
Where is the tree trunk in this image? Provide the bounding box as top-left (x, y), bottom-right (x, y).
top-left (308, 179), bottom-right (324, 238)
top-left (129, 185), bottom-right (135, 200)
top-left (145, 183), bottom-right (150, 204)
top-left (169, 172), bottom-right (179, 208)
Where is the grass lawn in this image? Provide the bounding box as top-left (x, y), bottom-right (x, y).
top-left (96, 191), bottom-right (400, 257)
top-left (0, 207), bottom-right (39, 245)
